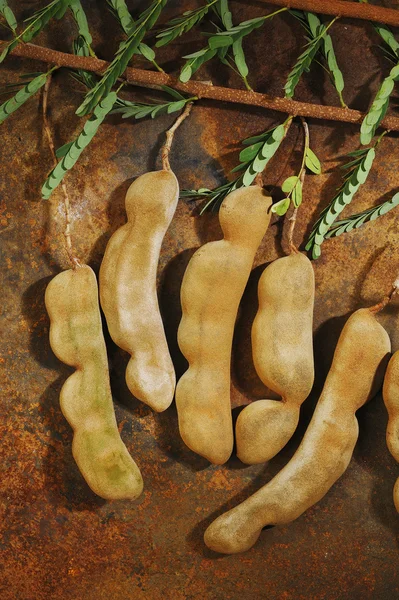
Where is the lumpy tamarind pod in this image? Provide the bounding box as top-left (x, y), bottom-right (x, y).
top-left (175, 186), bottom-right (272, 465)
top-left (99, 171), bottom-right (179, 412)
top-left (45, 265), bottom-right (143, 501)
top-left (204, 308), bottom-right (390, 553)
top-left (236, 252), bottom-right (315, 464)
top-left (382, 351), bottom-right (399, 511)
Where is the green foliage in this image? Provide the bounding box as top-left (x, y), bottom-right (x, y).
top-left (289, 11), bottom-right (345, 106)
top-left (42, 92), bottom-right (117, 199)
top-left (155, 0), bottom-right (219, 47)
top-left (76, 0), bottom-right (166, 116)
top-left (112, 86), bottom-right (196, 119)
top-left (360, 63), bottom-right (399, 145)
top-left (69, 0), bottom-right (93, 50)
top-left (305, 146), bottom-right (378, 258)
top-left (1, 0), bottom-right (72, 63)
top-left (181, 119), bottom-right (289, 212)
top-left (71, 36), bottom-right (98, 89)
top-left (324, 192), bottom-right (399, 239)
top-left (179, 8), bottom-right (286, 83)
top-left (0, 72), bottom-right (50, 124)
top-left (0, 0), bottom-right (17, 32)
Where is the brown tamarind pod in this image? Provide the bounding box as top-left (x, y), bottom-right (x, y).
top-left (99, 171), bottom-right (179, 412)
top-left (383, 350), bottom-right (399, 511)
top-left (175, 186), bottom-right (272, 465)
top-left (45, 265), bottom-right (144, 500)
top-left (204, 308), bottom-right (390, 553)
top-left (236, 252), bottom-right (315, 464)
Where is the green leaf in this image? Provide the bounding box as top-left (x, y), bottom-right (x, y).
top-left (69, 0), bottom-right (92, 47)
top-left (282, 175), bottom-right (299, 194)
top-left (0, 72), bottom-right (49, 125)
top-left (305, 147), bottom-right (322, 174)
top-left (292, 180), bottom-right (303, 207)
top-left (55, 141), bottom-right (75, 158)
top-left (160, 85), bottom-right (185, 100)
top-left (77, 0), bottom-right (166, 116)
top-left (271, 197), bottom-right (291, 215)
top-left (106, 0), bottom-right (135, 35)
top-left (42, 92), bottom-right (117, 199)
top-left (0, 1), bottom-right (17, 31)
top-left (156, 1), bottom-right (216, 47)
top-left (138, 42), bottom-right (155, 61)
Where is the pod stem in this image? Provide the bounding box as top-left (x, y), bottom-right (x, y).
top-left (42, 74), bottom-right (81, 269)
top-left (288, 117), bottom-right (309, 254)
top-left (369, 277), bottom-right (399, 314)
top-left (161, 102), bottom-right (194, 172)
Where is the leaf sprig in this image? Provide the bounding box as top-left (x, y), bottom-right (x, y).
top-left (360, 63), bottom-right (399, 145)
top-left (106, 0), bottom-right (162, 71)
top-left (179, 7), bottom-right (287, 83)
top-left (112, 86), bottom-right (196, 120)
top-left (289, 11), bottom-right (346, 107)
top-left (324, 192), bottom-right (399, 239)
top-left (155, 0), bottom-right (219, 47)
top-left (1, 0), bottom-right (73, 63)
top-left (182, 117), bottom-right (291, 212)
top-left (305, 136), bottom-right (388, 258)
top-left (76, 0), bottom-right (167, 116)
top-left (42, 91), bottom-right (117, 199)
top-left (0, 0), bottom-right (17, 32)
top-left (0, 71), bottom-right (53, 124)
top-left (285, 14), bottom-right (339, 100)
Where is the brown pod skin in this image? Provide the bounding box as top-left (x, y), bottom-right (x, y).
top-left (100, 171), bottom-right (179, 412)
top-left (45, 265), bottom-right (144, 501)
top-left (236, 253), bottom-right (315, 464)
top-left (382, 351), bottom-right (399, 512)
top-left (204, 308), bottom-right (391, 553)
top-left (176, 186), bottom-right (272, 465)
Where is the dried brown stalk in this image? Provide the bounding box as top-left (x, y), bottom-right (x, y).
top-left (161, 102), bottom-right (193, 172)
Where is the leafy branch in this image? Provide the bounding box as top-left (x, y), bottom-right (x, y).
top-left (0, 70), bottom-right (55, 124)
top-left (112, 86), bottom-right (197, 119)
top-left (360, 63), bottom-right (399, 145)
top-left (106, 0), bottom-right (163, 72)
top-left (324, 192), bottom-right (399, 239)
top-left (181, 115), bottom-right (293, 212)
top-left (290, 10), bottom-right (346, 107)
top-left (284, 14), bottom-right (339, 100)
top-left (155, 0), bottom-right (219, 47)
top-left (179, 7), bottom-right (288, 83)
top-left (305, 133), bottom-right (387, 258)
top-left (272, 122), bottom-right (321, 216)
top-left (76, 0), bottom-right (167, 116)
top-left (42, 91), bottom-right (117, 199)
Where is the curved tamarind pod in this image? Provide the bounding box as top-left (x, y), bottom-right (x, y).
top-left (204, 308), bottom-right (390, 553)
top-left (45, 265), bottom-right (143, 501)
top-left (236, 252), bottom-right (315, 464)
top-left (382, 351), bottom-right (399, 512)
top-left (176, 186), bottom-right (272, 465)
top-left (99, 171), bottom-right (179, 412)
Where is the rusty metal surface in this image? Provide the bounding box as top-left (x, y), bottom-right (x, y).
top-left (2, 2), bottom-right (399, 599)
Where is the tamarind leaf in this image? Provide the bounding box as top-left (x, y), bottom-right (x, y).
top-left (69, 0), bottom-right (92, 48)
top-left (42, 92), bottom-right (117, 199)
top-left (111, 92), bottom-right (195, 120)
top-left (305, 147), bottom-right (322, 174)
top-left (282, 176), bottom-right (299, 194)
top-left (306, 146), bottom-right (377, 258)
top-left (179, 48), bottom-right (217, 82)
top-left (0, 1), bottom-right (17, 32)
top-left (325, 192), bottom-right (399, 239)
top-left (183, 120), bottom-right (288, 212)
top-left (272, 197), bottom-right (291, 216)
top-left (373, 23), bottom-right (399, 61)
top-left (77, 0), bottom-right (166, 116)
top-left (156, 0), bottom-right (218, 47)
top-left (360, 65), bottom-right (398, 145)
top-left (106, 0), bottom-right (135, 35)
top-left (292, 180), bottom-right (303, 207)
top-left (0, 72), bottom-right (49, 125)
top-left (288, 11), bottom-right (346, 106)
top-left (55, 141), bottom-right (75, 158)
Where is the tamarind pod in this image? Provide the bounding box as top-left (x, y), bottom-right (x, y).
top-left (382, 351), bottom-right (399, 511)
top-left (204, 308), bottom-right (390, 553)
top-left (176, 186), bottom-right (273, 465)
top-left (99, 170), bottom-right (179, 412)
top-left (45, 265), bottom-right (143, 501)
top-left (236, 253), bottom-right (315, 464)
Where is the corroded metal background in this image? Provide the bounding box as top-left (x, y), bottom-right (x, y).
top-left (2, 1), bottom-right (399, 598)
